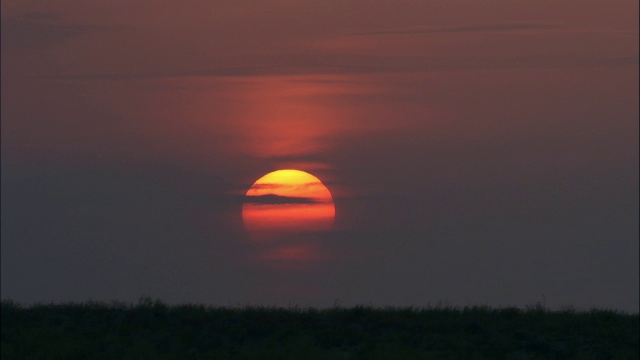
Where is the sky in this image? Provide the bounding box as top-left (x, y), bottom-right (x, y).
top-left (1, 0), bottom-right (638, 312)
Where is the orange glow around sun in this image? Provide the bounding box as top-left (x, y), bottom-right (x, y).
top-left (242, 169), bottom-right (335, 235)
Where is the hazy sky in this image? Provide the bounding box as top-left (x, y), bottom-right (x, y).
top-left (2, 0), bottom-right (638, 312)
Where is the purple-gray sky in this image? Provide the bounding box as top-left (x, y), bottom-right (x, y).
top-left (2, 0), bottom-right (638, 312)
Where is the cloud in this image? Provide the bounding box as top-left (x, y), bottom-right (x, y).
top-left (49, 64), bottom-right (388, 81)
top-left (1, 13), bottom-right (100, 50)
top-left (247, 184), bottom-right (281, 190)
top-left (50, 53), bottom-right (638, 81)
top-left (244, 194), bottom-right (322, 204)
top-left (250, 182), bottom-right (324, 190)
top-left (40, 18), bottom-right (635, 80)
top-left (353, 22), bottom-right (560, 36)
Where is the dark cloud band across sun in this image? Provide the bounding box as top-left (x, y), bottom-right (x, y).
top-left (243, 194), bottom-right (322, 205)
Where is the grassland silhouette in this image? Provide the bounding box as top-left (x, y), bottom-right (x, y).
top-left (2, 298), bottom-right (638, 359)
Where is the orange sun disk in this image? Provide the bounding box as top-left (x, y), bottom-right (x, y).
top-left (242, 169), bottom-right (335, 235)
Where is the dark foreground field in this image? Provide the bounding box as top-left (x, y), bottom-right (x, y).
top-left (2, 300), bottom-right (638, 359)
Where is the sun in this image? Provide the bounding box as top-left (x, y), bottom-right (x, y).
top-left (242, 169), bottom-right (335, 235)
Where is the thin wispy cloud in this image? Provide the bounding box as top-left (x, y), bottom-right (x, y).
top-left (352, 22), bottom-right (561, 37)
top-left (243, 194), bottom-right (321, 205)
top-left (1, 13), bottom-right (101, 50)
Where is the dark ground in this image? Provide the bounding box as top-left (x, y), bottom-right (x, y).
top-left (2, 299), bottom-right (638, 359)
